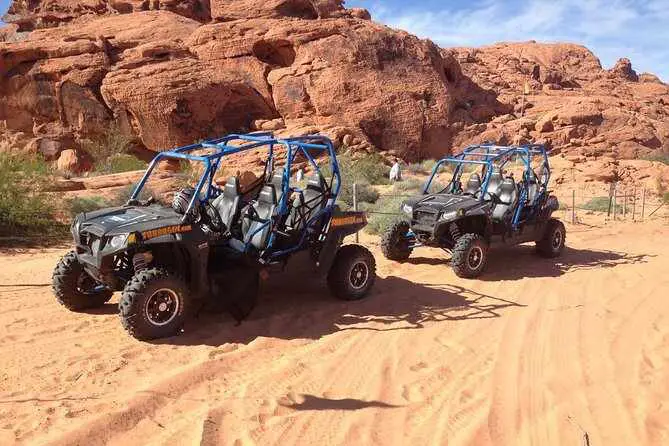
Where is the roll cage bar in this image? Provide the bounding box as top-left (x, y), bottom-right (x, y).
top-left (129, 132), bottom-right (342, 228)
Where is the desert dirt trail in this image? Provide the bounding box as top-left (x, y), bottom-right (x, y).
top-left (0, 219), bottom-right (667, 445)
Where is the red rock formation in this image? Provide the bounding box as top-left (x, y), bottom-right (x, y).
top-left (0, 2), bottom-right (667, 169)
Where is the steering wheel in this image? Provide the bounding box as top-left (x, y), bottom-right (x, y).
top-left (199, 202), bottom-right (226, 236)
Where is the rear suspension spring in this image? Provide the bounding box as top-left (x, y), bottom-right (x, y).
top-left (449, 222), bottom-right (462, 241)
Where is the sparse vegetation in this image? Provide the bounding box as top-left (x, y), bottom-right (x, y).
top-left (0, 153), bottom-right (66, 238)
top-left (323, 152), bottom-right (389, 208)
top-left (67, 196), bottom-right (108, 217)
top-left (663, 191), bottom-right (669, 204)
top-left (583, 196), bottom-right (621, 213)
top-left (393, 178), bottom-right (425, 193)
top-left (80, 124), bottom-right (145, 174)
top-left (643, 153), bottom-right (669, 165)
top-left (406, 159), bottom-right (438, 175)
top-left (106, 154), bottom-right (147, 174)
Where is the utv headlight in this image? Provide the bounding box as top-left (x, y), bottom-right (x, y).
top-left (108, 234), bottom-right (128, 250)
top-left (402, 204), bottom-right (413, 214)
top-left (441, 209), bottom-right (465, 221)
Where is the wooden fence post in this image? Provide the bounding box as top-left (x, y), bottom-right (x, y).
top-left (641, 188), bottom-right (646, 221)
top-left (572, 190), bottom-right (576, 224)
top-left (632, 187), bottom-right (636, 221)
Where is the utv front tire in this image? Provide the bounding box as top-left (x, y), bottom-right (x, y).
top-left (381, 220), bottom-right (412, 261)
top-left (328, 245), bottom-right (376, 301)
top-left (451, 234), bottom-right (488, 278)
top-left (536, 218), bottom-right (566, 258)
top-left (52, 251), bottom-right (113, 311)
top-left (119, 268), bottom-right (188, 341)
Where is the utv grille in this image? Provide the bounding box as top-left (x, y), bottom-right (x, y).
top-left (414, 209), bottom-right (438, 226)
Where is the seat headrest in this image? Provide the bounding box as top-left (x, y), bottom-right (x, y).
top-left (307, 174), bottom-right (326, 190)
top-left (259, 184), bottom-right (277, 204)
top-left (271, 168), bottom-right (285, 186)
top-left (223, 176), bottom-right (240, 198)
top-left (500, 177), bottom-right (516, 193)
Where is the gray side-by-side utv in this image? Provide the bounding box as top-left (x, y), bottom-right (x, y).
top-left (381, 143), bottom-right (565, 278)
top-left (53, 133), bottom-right (376, 340)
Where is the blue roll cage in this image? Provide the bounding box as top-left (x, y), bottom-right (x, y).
top-left (424, 143), bottom-right (551, 229)
top-left (130, 133), bottom-right (342, 259)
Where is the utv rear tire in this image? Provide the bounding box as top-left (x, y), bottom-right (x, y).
top-left (536, 218), bottom-right (566, 258)
top-left (52, 251), bottom-right (113, 311)
top-left (119, 268), bottom-right (188, 341)
top-left (381, 220), bottom-right (411, 261)
top-left (328, 245), bottom-right (376, 301)
top-left (451, 234), bottom-right (488, 278)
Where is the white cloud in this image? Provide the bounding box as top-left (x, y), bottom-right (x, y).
top-left (363, 0), bottom-right (668, 81)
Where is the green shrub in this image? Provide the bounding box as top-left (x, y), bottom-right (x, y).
top-left (643, 153), bottom-right (669, 165)
top-left (420, 159), bottom-right (439, 174)
top-left (393, 178), bottom-right (425, 194)
top-left (663, 191), bottom-right (669, 204)
top-left (109, 183), bottom-right (156, 206)
top-left (80, 124), bottom-right (136, 173)
top-left (106, 154), bottom-right (147, 174)
top-left (582, 196), bottom-right (621, 213)
top-left (67, 196), bottom-right (109, 217)
top-left (323, 152), bottom-right (387, 207)
top-left (365, 194), bottom-right (406, 235)
top-left (0, 153), bottom-right (66, 237)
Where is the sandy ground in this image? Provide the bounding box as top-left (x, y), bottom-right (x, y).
top-left (0, 218), bottom-right (667, 446)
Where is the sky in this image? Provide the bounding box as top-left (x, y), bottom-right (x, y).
top-left (0, 0), bottom-right (665, 80)
top-left (346, 0), bottom-right (669, 81)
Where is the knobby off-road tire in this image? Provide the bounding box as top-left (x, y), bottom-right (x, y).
top-left (52, 251), bottom-right (113, 311)
top-left (119, 268), bottom-right (189, 341)
top-left (536, 218), bottom-right (566, 258)
top-left (327, 245), bottom-right (376, 301)
top-left (381, 220), bottom-right (412, 261)
top-left (451, 233), bottom-right (489, 278)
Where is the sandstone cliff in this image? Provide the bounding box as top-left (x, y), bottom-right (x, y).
top-left (1, 1), bottom-right (667, 168)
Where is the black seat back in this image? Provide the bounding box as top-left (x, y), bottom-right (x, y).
top-left (464, 173), bottom-right (481, 195)
top-left (242, 185), bottom-right (277, 250)
top-left (492, 178), bottom-right (518, 221)
top-left (287, 174), bottom-right (327, 231)
top-left (212, 176), bottom-right (241, 230)
top-left (486, 167), bottom-right (504, 197)
top-left (270, 168), bottom-right (286, 205)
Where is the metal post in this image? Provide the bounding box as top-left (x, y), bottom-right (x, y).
top-left (623, 188), bottom-right (627, 218)
top-left (641, 188), bottom-right (646, 221)
top-left (352, 182), bottom-right (359, 243)
top-left (572, 190), bottom-right (576, 224)
top-left (612, 183), bottom-right (617, 221)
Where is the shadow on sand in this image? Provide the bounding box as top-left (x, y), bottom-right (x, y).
top-left (279, 394), bottom-right (399, 411)
top-left (159, 255), bottom-right (525, 347)
top-left (481, 246), bottom-right (652, 281)
top-left (401, 245), bottom-right (651, 281)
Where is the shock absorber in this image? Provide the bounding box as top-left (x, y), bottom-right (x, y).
top-left (449, 222), bottom-right (461, 241)
top-left (132, 251), bottom-right (153, 273)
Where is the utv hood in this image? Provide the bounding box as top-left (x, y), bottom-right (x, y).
top-left (75, 205), bottom-right (183, 237)
top-left (403, 193), bottom-right (482, 213)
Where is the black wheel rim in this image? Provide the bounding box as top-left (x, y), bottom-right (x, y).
top-left (551, 229), bottom-right (563, 250)
top-left (467, 246), bottom-right (484, 270)
top-left (145, 288), bottom-right (180, 326)
top-left (349, 261), bottom-right (369, 290)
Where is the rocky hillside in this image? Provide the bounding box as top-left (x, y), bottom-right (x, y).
top-left (1, 0), bottom-right (668, 175)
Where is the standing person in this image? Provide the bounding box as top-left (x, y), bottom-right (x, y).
top-left (389, 161), bottom-right (401, 182)
top-left (296, 168), bottom-right (304, 183)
